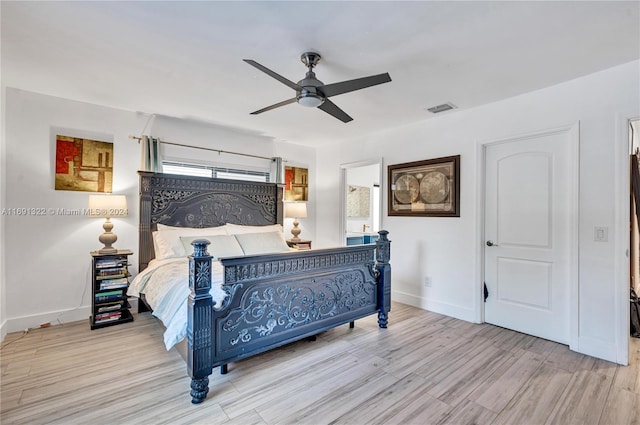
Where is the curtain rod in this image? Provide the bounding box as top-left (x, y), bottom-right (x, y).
top-left (129, 135), bottom-right (275, 161)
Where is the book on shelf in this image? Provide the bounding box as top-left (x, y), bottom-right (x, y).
top-left (97, 303), bottom-right (123, 313)
top-left (99, 282), bottom-right (128, 290)
top-left (96, 273), bottom-right (127, 280)
top-left (95, 259), bottom-right (127, 269)
top-left (96, 267), bottom-right (127, 276)
top-left (293, 243), bottom-right (311, 249)
top-left (95, 289), bottom-right (123, 303)
top-left (98, 277), bottom-right (128, 285)
top-left (95, 310), bottom-right (121, 317)
top-left (95, 312), bottom-right (122, 323)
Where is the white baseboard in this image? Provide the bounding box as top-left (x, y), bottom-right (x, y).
top-left (392, 290), bottom-right (477, 323)
top-left (392, 291), bottom-right (622, 363)
top-left (3, 306), bottom-right (91, 335)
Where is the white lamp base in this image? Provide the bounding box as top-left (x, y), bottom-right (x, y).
top-left (98, 218), bottom-right (118, 253)
top-left (290, 218), bottom-right (302, 242)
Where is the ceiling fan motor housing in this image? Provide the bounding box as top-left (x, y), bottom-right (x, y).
top-left (297, 71), bottom-right (325, 107)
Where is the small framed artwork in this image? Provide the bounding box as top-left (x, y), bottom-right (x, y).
top-left (55, 134), bottom-right (114, 192)
top-left (284, 166), bottom-right (309, 201)
top-left (388, 155), bottom-right (460, 217)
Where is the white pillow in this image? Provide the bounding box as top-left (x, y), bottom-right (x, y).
top-left (152, 226), bottom-right (229, 260)
top-left (234, 232), bottom-right (291, 256)
top-left (156, 223), bottom-right (228, 235)
top-left (225, 223), bottom-right (284, 235)
top-left (152, 231), bottom-right (187, 260)
top-left (180, 234), bottom-right (244, 259)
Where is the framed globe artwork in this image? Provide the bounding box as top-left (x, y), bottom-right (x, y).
top-left (388, 155), bottom-right (460, 217)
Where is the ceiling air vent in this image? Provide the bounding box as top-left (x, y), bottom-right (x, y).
top-left (426, 103), bottom-right (457, 114)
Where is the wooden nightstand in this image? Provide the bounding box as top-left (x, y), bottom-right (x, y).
top-left (287, 239), bottom-right (312, 250)
top-left (90, 250), bottom-right (134, 329)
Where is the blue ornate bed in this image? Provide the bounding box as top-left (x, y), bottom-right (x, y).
top-left (138, 171), bottom-right (391, 403)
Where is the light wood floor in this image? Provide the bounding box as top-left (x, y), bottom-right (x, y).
top-left (1, 302), bottom-right (639, 425)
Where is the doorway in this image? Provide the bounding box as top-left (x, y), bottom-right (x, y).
top-left (339, 159), bottom-right (382, 246)
top-left (482, 124), bottom-right (579, 344)
top-left (630, 119), bottom-right (639, 295)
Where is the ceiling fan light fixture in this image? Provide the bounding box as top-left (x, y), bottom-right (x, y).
top-left (297, 93), bottom-right (324, 108)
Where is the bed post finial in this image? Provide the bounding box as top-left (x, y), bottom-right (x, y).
top-left (188, 239), bottom-right (214, 404)
top-left (376, 230), bottom-right (391, 328)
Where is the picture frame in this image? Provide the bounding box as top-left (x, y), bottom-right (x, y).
top-left (284, 166), bottom-right (309, 201)
top-left (55, 134), bottom-right (114, 193)
top-left (388, 155), bottom-right (460, 217)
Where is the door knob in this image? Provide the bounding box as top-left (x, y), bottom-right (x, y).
top-left (486, 240), bottom-right (499, 247)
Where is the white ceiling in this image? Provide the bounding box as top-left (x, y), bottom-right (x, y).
top-left (2, 1), bottom-right (639, 147)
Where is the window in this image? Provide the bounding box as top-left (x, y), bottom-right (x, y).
top-left (162, 161), bottom-right (270, 182)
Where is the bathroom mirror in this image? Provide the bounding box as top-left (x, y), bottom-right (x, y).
top-left (347, 185), bottom-right (371, 217)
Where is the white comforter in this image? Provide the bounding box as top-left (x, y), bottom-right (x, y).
top-left (127, 258), bottom-right (227, 350)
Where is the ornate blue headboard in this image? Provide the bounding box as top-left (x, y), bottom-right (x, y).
top-left (138, 171), bottom-right (284, 271)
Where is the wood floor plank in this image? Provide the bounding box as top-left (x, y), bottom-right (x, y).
top-left (221, 352), bottom-right (371, 419)
top-left (282, 369), bottom-right (398, 425)
top-left (330, 373), bottom-right (431, 425)
top-left (491, 363), bottom-right (573, 425)
top-left (252, 355), bottom-right (391, 424)
top-left (222, 410), bottom-right (267, 425)
top-left (544, 370), bottom-right (614, 425)
top-left (544, 343), bottom-right (588, 373)
top-left (417, 337), bottom-right (515, 406)
top-left (471, 350), bottom-right (546, 412)
top-left (434, 399), bottom-right (497, 425)
top-left (1, 303), bottom-right (639, 425)
top-left (598, 386), bottom-right (640, 425)
top-left (372, 387), bottom-right (452, 425)
top-left (614, 338), bottom-right (640, 393)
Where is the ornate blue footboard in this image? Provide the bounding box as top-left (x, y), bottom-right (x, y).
top-left (187, 231), bottom-right (391, 404)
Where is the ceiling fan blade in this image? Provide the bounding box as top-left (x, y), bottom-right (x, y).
top-left (318, 99), bottom-right (353, 123)
top-left (250, 98), bottom-right (297, 115)
top-left (243, 59), bottom-right (302, 91)
top-left (321, 73), bottom-right (392, 98)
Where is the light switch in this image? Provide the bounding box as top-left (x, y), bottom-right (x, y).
top-left (594, 226), bottom-right (608, 242)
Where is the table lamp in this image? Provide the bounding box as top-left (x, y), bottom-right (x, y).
top-left (88, 194), bottom-right (128, 253)
top-left (285, 202), bottom-right (307, 242)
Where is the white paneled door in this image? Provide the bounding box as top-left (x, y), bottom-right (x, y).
top-left (484, 127), bottom-right (575, 344)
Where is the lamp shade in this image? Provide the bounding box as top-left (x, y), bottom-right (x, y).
top-left (285, 202), bottom-right (307, 218)
top-left (88, 195), bottom-right (128, 218)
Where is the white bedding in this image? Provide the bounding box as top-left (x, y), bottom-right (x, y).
top-left (127, 257), bottom-right (227, 350)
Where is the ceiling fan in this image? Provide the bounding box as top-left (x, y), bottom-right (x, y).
top-left (243, 52), bottom-right (392, 123)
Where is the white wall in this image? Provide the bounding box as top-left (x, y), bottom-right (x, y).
top-left (1, 86), bottom-right (7, 340)
top-left (316, 60), bottom-right (640, 362)
top-left (3, 88), bottom-right (144, 332)
top-left (1, 88), bottom-right (315, 335)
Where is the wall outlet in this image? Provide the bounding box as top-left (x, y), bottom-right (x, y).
top-left (594, 226), bottom-right (608, 242)
top-left (424, 276), bottom-right (432, 287)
